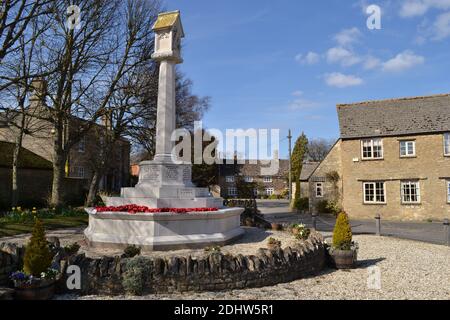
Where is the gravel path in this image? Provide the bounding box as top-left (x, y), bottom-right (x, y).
top-left (57, 235), bottom-right (450, 300)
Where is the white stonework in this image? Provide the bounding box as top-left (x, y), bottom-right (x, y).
top-left (84, 208), bottom-right (244, 250)
top-left (85, 11), bottom-right (243, 250)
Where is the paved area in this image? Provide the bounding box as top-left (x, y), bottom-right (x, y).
top-left (257, 200), bottom-right (450, 246)
top-left (57, 235), bottom-right (450, 300)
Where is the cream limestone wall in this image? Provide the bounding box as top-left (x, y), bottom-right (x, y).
top-left (309, 140), bottom-right (343, 213)
top-left (341, 134), bottom-right (450, 220)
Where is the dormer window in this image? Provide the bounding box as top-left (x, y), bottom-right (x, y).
top-left (361, 139), bottom-right (383, 160)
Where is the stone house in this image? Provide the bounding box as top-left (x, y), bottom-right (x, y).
top-left (304, 94), bottom-right (450, 220)
top-left (217, 160), bottom-right (289, 198)
top-left (0, 79), bottom-right (131, 205)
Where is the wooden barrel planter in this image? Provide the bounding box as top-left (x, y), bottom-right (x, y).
top-left (329, 249), bottom-right (357, 269)
top-left (14, 279), bottom-right (57, 300)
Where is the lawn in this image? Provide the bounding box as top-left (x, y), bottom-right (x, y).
top-left (0, 215), bottom-right (89, 237)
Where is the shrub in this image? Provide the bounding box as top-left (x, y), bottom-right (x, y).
top-left (332, 212), bottom-right (353, 250)
top-left (316, 200), bottom-right (330, 213)
top-left (64, 242), bottom-right (81, 256)
top-left (122, 245), bottom-right (141, 258)
top-left (292, 224), bottom-right (311, 240)
top-left (23, 218), bottom-right (53, 276)
top-left (122, 256), bottom-right (151, 296)
top-left (293, 197), bottom-right (309, 211)
top-left (204, 245), bottom-right (221, 253)
top-left (267, 237), bottom-right (281, 247)
top-left (325, 200), bottom-right (341, 216)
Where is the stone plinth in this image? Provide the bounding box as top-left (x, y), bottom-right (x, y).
top-left (84, 208), bottom-right (244, 251)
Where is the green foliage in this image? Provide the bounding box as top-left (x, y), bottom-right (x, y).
top-left (316, 200), bottom-right (330, 213)
top-left (204, 245), bottom-right (221, 253)
top-left (122, 256), bottom-right (151, 296)
top-left (23, 218), bottom-right (53, 276)
top-left (235, 176), bottom-right (257, 199)
top-left (325, 200), bottom-right (341, 216)
top-left (291, 132), bottom-right (309, 201)
top-left (325, 171), bottom-right (340, 183)
top-left (293, 197), bottom-right (309, 211)
top-left (332, 212), bottom-right (353, 250)
top-left (0, 207), bottom-right (86, 223)
top-left (122, 245), bottom-right (141, 258)
top-left (64, 242), bottom-right (81, 256)
top-left (292, 224), bottom-right (311, 240)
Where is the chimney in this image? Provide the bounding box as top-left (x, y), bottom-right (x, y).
top-left (29, 77), bottom-right (47, 109)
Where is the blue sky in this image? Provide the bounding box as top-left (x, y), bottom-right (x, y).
top-left (165, 0), bottom-right (450, 158)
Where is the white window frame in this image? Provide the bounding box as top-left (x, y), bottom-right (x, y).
top-left (70, 166), bottom-right (85, 179)
top-left (315, 182), bottom-right (324, 198)
top-left (244, 176), bottom-right (253, 183)
top-left (444, 133), bottom-right (450, 156)
top-left (361, 138), bottom-right (383, 160)
top-left (363, 182), bottom-right (386, 204)
top-left (401, 181), bottom-right (421, 204)
top-left (78, 136), bottom-right (85, 153)
top-left (227, 187), bottom-right (237, 197)
top-left (225, 176), bottom-right (235, 183)
top-left (447, 181), bottom-right (450, 203)
top-left (263, 176), bottom-right (272, 183)
top-left (265, 188), bottom-right (274, 196)
top-left (400, 140), bottom-right (416, 157)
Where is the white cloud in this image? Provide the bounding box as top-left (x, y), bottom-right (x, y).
top-left (400, 0), bottom-right (450, 17)
top-left (288, 98), bottom-right (320, 110)
top-left (432, 11), bottom-right (450, 40)
top-left (333, 27), bottom-right (362, 46)
top-left (326, 47), bottom-right (361, 67)
top-left (382, 50), bottom-right (425, 72)
top-left (292, 90), bottom-right (304, 97)
top-left (295, 51), bottom-right (320, 65)
top-left (363, 56), bottom-right (382, 70)
top-left (324, 73), bottom-right (364, 88)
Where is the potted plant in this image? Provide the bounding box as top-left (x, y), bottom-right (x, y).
top-left (292, 224), bottom-right (311, 240)
top-left (271, 222), bottom-right (283, 231)
top-left (267, 237), bottom-right (281, 250)
top-left (11, 218), bottom-right (59, 300)
top-left (328, 212), bottom-right (358, 269)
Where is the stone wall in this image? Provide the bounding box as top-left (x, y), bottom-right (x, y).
top-left (341, 134), bottom-right (450, 220)
top-left (0, 232), bottom-right (326, 296)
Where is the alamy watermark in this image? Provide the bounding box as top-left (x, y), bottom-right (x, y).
top-left (66, 5), bottom-right (81, 30)
top-left (366, 4), bottom-right (382, 30)
top-left (367, 266), bottom-right (382, 290)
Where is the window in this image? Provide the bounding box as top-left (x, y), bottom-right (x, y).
top-left (227, 187), bottom-right (237, 197)
top-left (263, 176), bottom-right (272, 183)
top-left (400, 140), bottom-right (415, 157)
top-left (401, 181), bottom-right (421, 204)
top-left (447, 181), bottom-right (450, 203)
top-left (244, 176), bottom-right (253, 183)
top-left (363, 182), bottom-right (386, 204)
top-left (361, 139), bottom-right (383, 159)
top-left (315, 183), bottom-right (324, 198)
top-left (78, 136), bottom-right (85, 153)
top-left (265, 188), bottom-right (274, 196)
top-left (444, 133), bottom-right (450, 156)
top-left (226, 176), bottom-right (235, 183)
top-left (70, 166), bottom-right (85, 178)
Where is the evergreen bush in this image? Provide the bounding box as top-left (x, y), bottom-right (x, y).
top-left (122, 256), bottom-right (151, 295)
top-left (332, 212), bottom-right (353, 250)
top-left (23, 218), bottom-right (53, 276)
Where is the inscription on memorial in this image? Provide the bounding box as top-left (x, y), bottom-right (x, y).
top-left (140, 165), bottom-right (160, 183)
top-left (164, 165), bottom-right (179, 181)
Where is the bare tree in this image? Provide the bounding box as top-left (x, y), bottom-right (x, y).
top-left (306, 138), bottom-right (334, 162)
top-left (0, 0), bottom-right (52, 91)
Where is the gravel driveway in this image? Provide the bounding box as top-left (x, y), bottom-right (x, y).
top-left (58, 235), bottom-right (450, 300)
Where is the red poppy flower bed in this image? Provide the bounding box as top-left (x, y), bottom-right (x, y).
top-left (94, 205), bottom-right (219, 214)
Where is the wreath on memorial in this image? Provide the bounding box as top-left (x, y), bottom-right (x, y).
top-left (94, 205), bottom-right (219, 214)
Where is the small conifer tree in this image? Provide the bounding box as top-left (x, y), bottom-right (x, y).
top-left (23, 218), bottom-right (53, 276)
top-left (332, 212), bottom-right (353, 250)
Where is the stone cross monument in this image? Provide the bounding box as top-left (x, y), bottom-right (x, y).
top-left (84, 11), bottom-right (244, 250)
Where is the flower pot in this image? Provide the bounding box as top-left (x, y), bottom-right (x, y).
top-left (329, 249), bottom-right (357, 269)
top-left (14, 279), bottom-right (56, 300)
top-left (271, 223), bottom-right (282, 231)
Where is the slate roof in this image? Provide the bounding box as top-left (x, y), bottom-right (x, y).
top-left (300, 162), bottom-right (320, 181)
top-left (218, 160), bottom-right (289, 177)
top-left (337, 94), bottom-right (450, 139)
